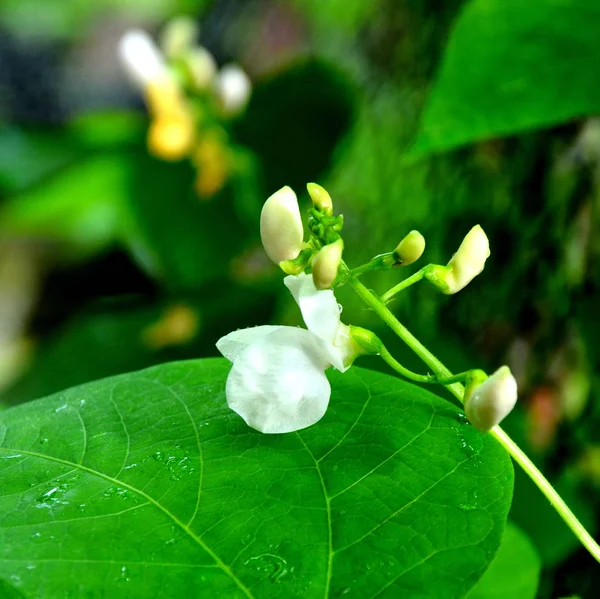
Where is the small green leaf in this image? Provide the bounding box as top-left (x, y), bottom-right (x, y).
top-left (468, 521), bottom-right (541, 599)
top-left (410, 0), bottom-right (600, 156)
top-left (0, 360), bottom-right (512, 597)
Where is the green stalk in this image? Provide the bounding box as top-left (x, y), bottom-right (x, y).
top-left (380, 269), bottom-right (425, 303)
top-left (347, 275), bottom-right (600, 563)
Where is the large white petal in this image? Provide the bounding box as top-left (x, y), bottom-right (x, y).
top-left (119, 29), bottom-right (168, 88)
top-left (216, 326), bottom-right (283, 363)
top-left (225, 327), bottom-right (331, 434)
top-left (284, 273), bottom-right (340, 344)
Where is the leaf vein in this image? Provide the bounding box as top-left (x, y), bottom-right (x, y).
top-left (296, 432), bottom-right (333, 599)
top-left (0, 446), bottom-right (254, 599)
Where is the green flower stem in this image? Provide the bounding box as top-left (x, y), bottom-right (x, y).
top-left (380, 269), bottom-right (425, 303)
top-left (379, 345), bottom-right (477, 386)
top-left (490, 426), bottom-right (600, 562)
top-left (347, 274), bottom-right (600, 563)
top-left (379, 346), bottom-right (435, 383)
top-left (350, 253), bottom-right (397, 277)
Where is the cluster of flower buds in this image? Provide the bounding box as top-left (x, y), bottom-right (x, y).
top-left (118, 17), bottom-right (251, 197)
top-left (221, 183), bottom-right (518, 434)
top-left (260, 184), bottom-right (345, 290)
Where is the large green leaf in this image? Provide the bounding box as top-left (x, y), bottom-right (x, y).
top-left (0, 360), bottom-right (512, 598)
top-left (468, 521), bottom-right (541, 599)
top-left (410, 0), bottom-right (600, 156)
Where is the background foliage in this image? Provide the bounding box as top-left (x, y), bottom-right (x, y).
top-left (1, 0), bottom-right (599, 596)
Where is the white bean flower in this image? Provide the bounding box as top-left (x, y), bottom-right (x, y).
top-left (216, 273), bottom-right (360, 434)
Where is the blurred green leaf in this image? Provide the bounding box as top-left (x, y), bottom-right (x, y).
top-left (69, 112), bottom-right (145, 150)
top-left (291, 0), bottom-right (383, 33)
top-left (509, 466), bottom-right (596, 566)
top-left (127, 154), bottom-right (249, 289)
top-left (468, 521), bottom-right (541, 599)
top-left (0, 152), bottom-right (135, 255)
top-left (411, 0), bottom-right (600, 156)
top-left (0, 127), bottom-right (79, 195)
top-left (0, 361), bottom-right (512, 598)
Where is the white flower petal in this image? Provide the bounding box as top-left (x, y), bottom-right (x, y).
top-left (119, 29), bottom-right (169, 89)
top-left (216, 325), bottom-right (284, 363)
top-left (225, 327), bottom-right (331, 433)
top-left (284, 273), bottom-right (340, 344)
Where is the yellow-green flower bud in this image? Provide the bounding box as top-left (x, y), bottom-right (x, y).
top-left (464, 366), bottom-right (518, 432)
top-left (446, 225), bottom-right (490, 293)
top-left (425, 225), bottom-right (490, 294)
top-left (260, 186), bottom-right (304, 264)
top-left (307, 183), bottom-right (333, 215)
top-left (184, 46), bottom-right (217, 90)
top-left (312, 239), bottom-right (343, 289)
top-left (394, 230), bottom-right (425, 266)
top-left (160, 16), bottom-right (198, 59)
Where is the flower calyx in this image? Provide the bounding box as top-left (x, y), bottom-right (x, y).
top-left (306, 183), bottom-right (343, 248)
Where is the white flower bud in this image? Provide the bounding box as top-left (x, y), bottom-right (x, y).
top-left (160, 16), bottom-right (198, 59)
top-left (307, 183), bottom-right (333, 215)
top-left (444, 225), bottom-right (490, 294)
top-left (394, 230), bottom-right (425, 266)
top-left (215, 64), bottom-right (251, 116)
top-left (465, 366), bottom-right (518, 432)
top-left (118, 29), bottom-right (169, 89)
top-left (312, 239), bottom-right (343, 289)
top-left (260, 186), bottom-right (304, 264)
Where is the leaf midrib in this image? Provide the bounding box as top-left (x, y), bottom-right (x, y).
top-left (0, 446), bottom-right (253, 599)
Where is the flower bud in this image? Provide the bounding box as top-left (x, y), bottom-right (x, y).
top-left (425, 225), bottom-right (490, 294)
top-left (394, 230), bottom-right (425, 266)
top-left (446, 225), bottom-right (490, 293)
top-left (160, 16), bottom-right (198, 59)
top-left (215, 64), bottom-right (251, 116)
top-left (464, 366), bottom-right (518, 432)
top-left (260, 187), bottom-right (304, 263)
top-left (307, 183), bottom-right (333, 215)
top-left (119, 30), bottom-right (169, 89)
top-left (312, 239), bottom-right (343, 289)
